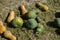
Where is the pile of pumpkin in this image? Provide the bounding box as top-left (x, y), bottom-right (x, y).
top-left (7, 2), bottom-right (48, 32)
top-left (0, 2), bottom-right (49, 40)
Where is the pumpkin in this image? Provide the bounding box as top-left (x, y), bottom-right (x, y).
top-left (26, 19), bottom-right (37, 29)
top-left (26, 10), bottom-right (37, 19)
top-left (36, 17), bottom-right (41, 23)
top-left (7, 11), bottom-right (15, 23)
top-left (32, 9), bottom-right (40, 15)
top-left (36, 24), bottom-right (44, 32)
top-left (55, 18), bottom-right (60, 27)
top-left (12, 17), bottom-right (24, 27)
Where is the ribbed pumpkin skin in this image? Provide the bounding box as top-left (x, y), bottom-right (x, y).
top-left (55, 18), bottom-right (60, 27)
top-left (26, 19), bottom-right (37, 29)
top-left (12, 17), bottom-right (23, 28)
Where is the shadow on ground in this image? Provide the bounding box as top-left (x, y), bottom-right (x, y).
top-left (46, 12), bottom-right (60, 35)
top-left (55, 29), bottom-right (60, 35)
top-left (55, 12), bottom-right (60, 18)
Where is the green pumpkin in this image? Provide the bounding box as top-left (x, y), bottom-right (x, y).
top-left (12, 17), bottom-right (24, 27)
top-left (26, 19), bottom-right (37, 29)
top-left (26, 10), bottom-right (37, 19)
top-left (36, 17), bottom-right (41, 23)
top-left (32, 9), bottom-right (40, 14)
top-left (36, 24), bottom-right (44, 32)
top-left (55, 18), bottom-right (60, 27)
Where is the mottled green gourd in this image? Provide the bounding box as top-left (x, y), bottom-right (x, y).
top-left (55, 18), bottom-right (60, 27)
top-left (36, 24), bottom-right (44, 32)
top-left (12, 17), bottom-right (23, 27)
top-left (26, 19), bottom-right (37, 29)
top-left (26, 10), bottom-right (37, 19)
top-left (36, 17), bottom-right (41, 23)
top-left (32, 9), bottom-right (40, 14)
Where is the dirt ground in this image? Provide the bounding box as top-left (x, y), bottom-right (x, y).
top-left (0, 0), bottom-right (60, 40)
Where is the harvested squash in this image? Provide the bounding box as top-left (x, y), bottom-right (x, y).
top-left (26, 19), bottom-right (37, 29)
top-left (36, 2), bottom-right (48, 11)
top-left (32, 9), bottom-right (40, 14)
top-left (7, 11), bottom-right (15, 23)
top-left (55, 18), bottom-right (60, 27)
top-left (20, 4), bottom-right (27, 16)
top-left (36, 24), bottom-right (44, 32)
top-left (11, 36), bottom-right (16, 40)
top-left (26, 10), bottom-right (37, 19)
top-left (0, 21), bottom-right (6, 34)
top-left (12, 17), bottom-right (24, 27)
top-left (4, 31), bottom-right (16, 40)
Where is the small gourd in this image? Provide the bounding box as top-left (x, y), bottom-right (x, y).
top-left (4, 31), bottom-right (16, 40)
top-left (55, 18), bottom-right (60, 27)
top-left (36, 2), bottom-right (48, 11)
top-left (20, 4), bottom-right (27, 16)
top-left (26, 10), bottom-right (37, 19)
top-left (32, 9), bottom-right (40, 15)
top-left (12, 17), bottom-right (24, 27)
top-left (36, 24), bottom-right (44, 32)
top-left (26, 19), bottom-right (37, 29)
top-left (36, 17), bottom-right (41, 23)
top-left (7, 11), bottom-right (15, 23)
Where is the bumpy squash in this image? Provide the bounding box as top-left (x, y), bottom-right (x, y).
top-left (36, 24), bottom-right (44, 32)
top-left (12, 17), bottom-right (24, 27)
top-left (26, 10), bottom-right (37, 19)
top-left (26, 19), bottom-right (37, 29)
top-left (55, 18), bottom-right (60, 27)
top-left (36, 17), bottom-right (41, 23)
